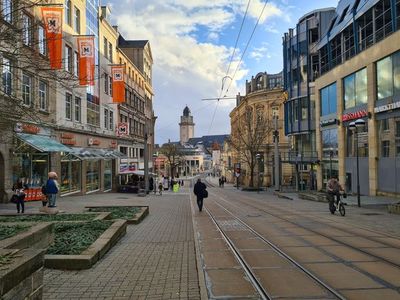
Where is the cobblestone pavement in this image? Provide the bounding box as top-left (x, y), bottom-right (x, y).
top-left (40, 189), bottom-right (201, 300)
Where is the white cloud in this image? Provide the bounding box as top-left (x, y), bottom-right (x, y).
top-left (108, 0), bottom-right (284, 142)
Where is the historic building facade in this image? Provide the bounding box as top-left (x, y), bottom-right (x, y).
top-left (229, 72), bottom-right (291, 188)
top-left (315, 0), bottom-right (400, 196)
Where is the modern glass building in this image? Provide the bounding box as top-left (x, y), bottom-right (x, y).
top-left (282, 8), bottom-right (335, 189)
top-left (315, 0), bottom-right (400, 196)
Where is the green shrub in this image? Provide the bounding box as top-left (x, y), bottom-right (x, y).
top-left (0, 214), bottom-right (97, 223)
top-left (46, 220), bottom-right (112, 255)
top-left (89, 207), bottom-right (140, 220)
top-left (0, 224), bottom-right (30, 241)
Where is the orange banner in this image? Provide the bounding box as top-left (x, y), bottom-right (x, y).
top-left (77, 37), bottom-right (95, 86)
top-left (41, 7), bottom-right (63, 69)
top-left (112, 66), bottom-right (125, 103)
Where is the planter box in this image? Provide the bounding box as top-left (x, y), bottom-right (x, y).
top-left (0, 223), bottom-right (54, 250)
top-left (44, 219), bottom-right (127, 270)
top-left (85, 206), bottom-right (149, 224)
top-left (0, 248), bottom-right (45, 300)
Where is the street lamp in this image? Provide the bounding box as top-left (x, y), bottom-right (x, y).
top-left (329, 149), bottom-right (334, 179)
top-left (349, 119), bottom-right (366, 207)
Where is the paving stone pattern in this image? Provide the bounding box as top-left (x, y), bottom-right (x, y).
top-left (43, 192), bottom-right (200, 300)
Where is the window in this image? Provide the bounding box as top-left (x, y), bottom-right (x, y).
top-left (381, 141), bottom-right (390, 157)
top-left (104, 73), bottom-right (109, 94)
top-left (65, 45), bottom-right (73, 72)
top-left (38, 25), bottom-right (46, 55)
top-left (65, 93), bottom-right (72, 120)
top-left (22, 13), bottom-right (32, 46)
top-left (104, 108), bottom-right (109, 129)
top-left (2, 0), bottom-right (12, 23)
top-left (103, 37), bottom-right (108, 58)
top-left (109, 76), bottom-right (112, 96)
top-left (87, 101), bottom-right (100, 126)
top-left (320, 83), bottom-right (337, 116)
top-left (22, 73), bottom-right (32, 106)
top-left (74, 6), bottom-right (80, 33)
top-left (73, 51), bottom-right (79, 77)
top-left (377, 51), bottom-right (400, 100)
top-left (380, 119), bottom-right (389, 131)
top-left (109, 110), bottom-right (113, 130)
top-left (39, 81), bottom-right (47, 111)
top-left (343, 68), bottom-right (367, 109)
top-left (65, 0), bottom-right (71, 25)
top-left (109, 42), bottom-right (113, 63)
top-left (396, 121), bottom-right (400, 137)
top-left (2, 57), bottom-right (12, 95)
top-left (75, 97), bottom-right (81, 122)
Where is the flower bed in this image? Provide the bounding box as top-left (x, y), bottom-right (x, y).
top-left (88, 207), bottom-right (140, 220)
top-left (0, 224), bottom-right (31, 241)
top-left (0, 213), bottom-right (99, 223)
top-left (47, 220), bottom-right (113, 255)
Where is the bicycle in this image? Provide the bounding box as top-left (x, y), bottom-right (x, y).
top-left (328, 191), bottom-right (346, 216)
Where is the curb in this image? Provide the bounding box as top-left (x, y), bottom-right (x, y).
top-left (273, 191), bottom-right (294, 200)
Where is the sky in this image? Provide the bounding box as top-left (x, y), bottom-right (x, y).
top-left (106, 0), bottom-right (339, 144)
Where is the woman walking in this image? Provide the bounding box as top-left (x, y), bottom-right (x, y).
top-left (45, 172), bottom-right (59, 208)
top-left (12, 180), bottom-right (26, 213)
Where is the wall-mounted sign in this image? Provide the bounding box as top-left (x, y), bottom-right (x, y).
top-left (374, 101), bottom-right (400, 113)
top-left (116, 123), bottom-right (129, 137)
top-left (342, 110), bottom-right (368, 122)
top-left (61, 132), bottom-right (76, 145)
top-left (320, 118), bottom-right (339, 127)
top-left (15, 123), bottom-right (41, 134)
top-left (88, 138), bottom-right (100, 146)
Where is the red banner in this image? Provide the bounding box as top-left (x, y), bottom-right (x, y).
top-left (41, 7), bottom-right (63, 69)
top-left (77, 36), bottom-right (95, 86)
top-left (112, 66), bottom-right (125, 103)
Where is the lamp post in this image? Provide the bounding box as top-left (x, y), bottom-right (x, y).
top-left (349, 119), bottom-right (366, 207)
top-left (329, 150), bottom-right (334, 179)
top-left (256, 153), bottom-right (261, 193)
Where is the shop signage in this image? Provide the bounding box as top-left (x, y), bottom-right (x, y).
top-left (320, 118), bottom-right (339, 127)
top-left (116, 123), bottom-right (129, 136)
top-left (342, 110), bottom-right (368, 122)
top-left (374, 101), bottom-right (400, 113)
top-left (88, 138), bottom-right (100, 146)
top-left (15, 123), bottom-right (41, 134)
top-left (119, 163), bottom-right (136, 173)
top-left (61, 133), bottom-right (76, 145)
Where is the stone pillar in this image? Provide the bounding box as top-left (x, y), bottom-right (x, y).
top-left (315, 88), bottom-right (323, 191)
top-left (367, 63), bottom-right (378, 195)
top-left (337, 79), bottom-right (346, 186)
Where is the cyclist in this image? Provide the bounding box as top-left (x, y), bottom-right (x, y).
top-left (327, 175), bottom-right (344, 205)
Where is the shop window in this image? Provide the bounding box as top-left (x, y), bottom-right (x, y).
top-left (65, 93), bottom-right (72, 120)
top-left (320, 83), bottom-right (337, 116)
top-left (343, 68), bottom-right (367, 109)
top-left (86, 160), bottom-right (99, 192)
top-left (39, 80), bottom-right (47, 111)
top-left (104, 160), bottom-right (112, 191)
top-left (381, 140), bottom-right (390, 157)
top-left (22, 12), bottom-right (32, 46)
top-left (22, 73), bottom-right (32, 106)
top-left (12, 153), bottom-right (49, 187)
top-left (75, 96), bottom-right (81, 122)
top-left (346, 125), bottom-right (368, 157)
top-left (61, 157), bottom-right (81, 194)
top-left (2, 0), bottom-right (12, 23)
top-left (322, 128), bottom-right (338, 158)
top-left (38, 25), bottom-right (46, 55)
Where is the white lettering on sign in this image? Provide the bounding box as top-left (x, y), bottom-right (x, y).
top-left (374, 101), bottom-right (400, 113)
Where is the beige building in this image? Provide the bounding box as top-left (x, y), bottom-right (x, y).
top-left (229, 72), bottom-right (291, 188)
top-left (315, 0), bottom-right (400, 196)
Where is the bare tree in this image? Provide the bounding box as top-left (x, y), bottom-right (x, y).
top-left (228, 104), bottom-right (272, 187)
top-left (160, 141), bottom-right (183, 179)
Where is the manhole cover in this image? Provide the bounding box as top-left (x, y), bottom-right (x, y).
top-left (361, 213), bottom-right (382, 216)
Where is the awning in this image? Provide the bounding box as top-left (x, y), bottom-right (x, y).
top-left (69, 147), bottom-right (127, 160)
top-left (16, 133), bottom-right (72, 152)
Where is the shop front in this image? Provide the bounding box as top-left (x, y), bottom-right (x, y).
top-left (319, 118), bottom-right (339, 188)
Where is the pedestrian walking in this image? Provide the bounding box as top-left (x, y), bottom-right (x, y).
top-left (11, 180), bottom-right (26, 213)
top-left (158, 182), bottom-right (163, 195)
top-left (193, 178), bottom-right (207, 212)
top-left (45, 172), bottom-right (59, 208)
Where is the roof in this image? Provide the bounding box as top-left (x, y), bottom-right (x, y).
top-left (183, 106), bottom-right (191, 117)
top-left (118, 36), bottom-right (148, 48)
top-left (187, 135), bottom-right (230, 149)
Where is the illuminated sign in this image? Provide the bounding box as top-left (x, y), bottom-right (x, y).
top-left (374, 101), bottom-right (400, 113)
top-left (342, 110), bottom-right (368, 122)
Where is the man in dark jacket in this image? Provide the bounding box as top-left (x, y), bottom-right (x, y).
top-left (193, 178), bottom-right (207, 212)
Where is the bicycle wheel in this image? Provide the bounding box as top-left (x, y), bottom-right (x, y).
top-left (339, 203), bottom-right (346, 216)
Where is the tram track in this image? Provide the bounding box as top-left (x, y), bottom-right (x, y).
top-left (202, 180), bottom-right (345, 299)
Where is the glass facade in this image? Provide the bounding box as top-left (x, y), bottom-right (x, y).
top-left (321, 128), bottom-right (338, 157)
top-left (377, 51), bottom-right (400, 100)
top-left (12, 153), bottom-right (49, 187)
top-left (61, 157), bottom-right (81, 194)
top-left (320, 83), bottom-right (337, 116)
top-left (343, 68), bottom-right (367, 109)
top-left (104, 160), bottom-right (112, 191)
top-left (346, 124), bottom-right (369, 157)
top-left (86, 160), bottom-right (100, 192)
